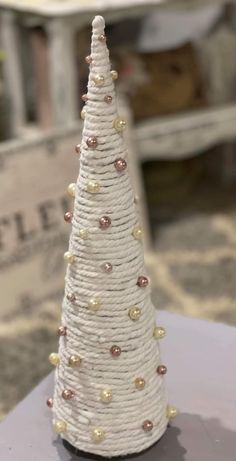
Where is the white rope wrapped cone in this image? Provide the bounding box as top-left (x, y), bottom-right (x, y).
top-left (52, 15), bottom-right (170, 457)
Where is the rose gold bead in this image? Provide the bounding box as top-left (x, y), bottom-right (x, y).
top-left (57, 326), bottom-right (67, 337)
top-left (157, 365), bottom-right (167, 375)
top-left (62, 389), bottom-right (75, 400)
top-left (104, 95), bottom-right (112, 104)
top-left (137, 276), bottom-right (149, 288)
top-left (86, 136), bottom-right (98, 149)
top-left (114, 158), bottom-right (127, 172)
top-left (142, 420), bottom-right (153, 432)
top-left (66, 293), bottom-right (76, 302)
top-left (46, 398), bottom-right (53, 408)
top-left (85, 55), bottom-right (93, 64)
top-left (98, 34), bottom-right (106, 42)
top-left (64, 211), bottom-right (73, 223)
top-left (75, 144), bottom-right (81, 154)
top-left (110, 345), bottom-right (121, 357)
top-left (81, 94), bottom-right (88, 102)
top-left (101, 262), bottom-right (113, 273)
top-left (99, 216), bottom-right (111, 230)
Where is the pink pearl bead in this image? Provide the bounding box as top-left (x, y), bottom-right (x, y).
top-left (99, 216), bottom-right (111, 230)
top-left (57, 326), bottom-right (67, 337)
top-left (104, 95), bottom-right (112, 104)
top-left (75, 144), bottom-right (81, 154)
top-left (110, 345), bottom-right (121, 357)
top-left (114, 158), bottom-right (127, 172)
top-left (157, 365), bottom-right (167, 375)
top-left (101, 262), bottom-right (113, 273)
top-left (98, 34), bottom-right (106, 42)
top-left (137, 276), bottom-right (149, 288)
top-left (66, 293), bottom-right (76, 302)
top-left (142, 420), bottom-right (153, 432)
top-left (62, 389), bottom-right (75, 400)
top-left (85, 55), bottom-right (93, 64)
top-left (81, 94), bottom-right (88, 102)
top-left (86, 136), bottom-right (98, 149)
top-left (46, 398), bottom-right (53, 408)
top-left (64, 211), bottom-right (73, 223)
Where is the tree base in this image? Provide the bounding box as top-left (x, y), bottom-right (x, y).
top-left (62, 430), bottom-right (167, 460)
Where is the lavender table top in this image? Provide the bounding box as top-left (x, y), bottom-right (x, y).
top-left (1, 311), bottom-right (236, 461)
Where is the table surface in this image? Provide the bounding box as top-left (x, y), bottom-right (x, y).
top-left (0, 311), bottom-right (236, 461)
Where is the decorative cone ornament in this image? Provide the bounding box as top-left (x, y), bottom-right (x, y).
top-left (52, 16), bottom-right (174, 457)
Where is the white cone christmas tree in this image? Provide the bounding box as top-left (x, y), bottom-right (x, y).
top-left (49, 16), bottom-right (175, 457)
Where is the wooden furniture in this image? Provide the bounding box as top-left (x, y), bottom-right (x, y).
top-left (0, 311), bottom-right (235, 460)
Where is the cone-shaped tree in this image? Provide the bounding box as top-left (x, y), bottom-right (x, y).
top-left (49, 15), bottom-right (175, 457)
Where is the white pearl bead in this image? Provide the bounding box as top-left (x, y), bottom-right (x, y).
top-left (88, 297), bottom-right (101, 311)
top-left (91, 428), bottom-right (105, 442)
top-left (132, 226), bottom-right (142, 240)
top-left (153, 326), bottom-right (166, 339)
top-left (110, 70), bottom-right (118, 80)
top-left (67, 183), bottom-right (76, 197)
top-left (53, 420), bottom-right (67, 433)
top-left (81, 108), bottom-right (86, 120)
top-left (79, 229), bottom-right (88, 240)
top-left (48, 352), bottom-right (60, 366)
top-left (87, 181), bottom-right (100, 193)
top-left (113, 117), bottom-right (126, 132)
top-left (167, 405), bottom-right (178, 419)
top-left (64, 251), bottom-right (75, 263)
top-left (93, 74), bottom-right (105, 86)
top-left (100, 389), bottom-right (112, 403)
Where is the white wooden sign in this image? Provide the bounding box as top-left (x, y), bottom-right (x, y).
top-left (0, 126), bottom-right (80, 317)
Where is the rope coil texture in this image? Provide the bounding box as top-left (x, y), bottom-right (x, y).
top-left (53, 15), bottom-right (168, 457)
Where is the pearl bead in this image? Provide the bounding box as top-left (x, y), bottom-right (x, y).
top-left (111, 70), bottom-right (118, 80)
top-left (75, 144), bottom-right (81, 154)
top-left (86, 136), bottom-right (98, 149)
top-left (57, 325), bottom-right (67, 336)
top-left (66, 293), bottom-right (76, 302)
top-left (67, 183), bottom-right (76, 197)
top-left (113, 117), bottom-right (126, 132)
top-left (104, 95), bottom-right (112, 104)
top-left (99, 216), bottom-right (111, 230)
top-left (79, 228), bottom-right (89, 240)
top-left (81, 108), bottom-right (86, 120)
top-left (157, 365), bottom-right (167, 375)
top-left (167, 405), bottom-right (178, 419)
top-left (48, 352), bottom-right (60, 366)
top-left (87, 180), bottom-right (100, 193)
top-left (100, 389), bottom-right (112, 403)
top-left (134, 195), bottom-right (139, 204)
top-left (132, 226), bottom-right (142, 240)
top-left (64, 251), bottom-right (75, 263)
top-left (46, 398), bottom-right (53, 408)
top-left (85, 55), bottom-right (93, 64)
top-left (88, 297), bottom-right (101, 311)
top-left (110, 345), bottom-right (121, 357)
top-left (93, 74), bottom-right (105, 86)
top-left (53, 420), bottom-right (67, 433)
top-left (114, 158), bottom-right (127, 172)
top-left (64, 211), bottom-right (73, 223)
top-left (68, 355), bottom-right (81, 367)
top-left (128, 306), bottom-right (141, 321)
top-left (142, 420), bottom-right (153, 432)
top-left (81, 94), bottom-right (88, 102)
top-left (137, 276), bottom-right (149, 288)
top-left (153, 326), bottom-right (166, 340)
top-left (101, 262), bottom-right (113, 273)
top-left (134, 378), bottom-right (145, 390)
top-left (62, 389), bottom-right (75, 400)
top-left (98, 34), bottom-right (106, 42)
top-left (91, 428), bottom-right (105, 443)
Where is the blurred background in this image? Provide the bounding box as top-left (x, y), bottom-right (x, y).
top-left (0, 0), bottom-right (236, 420)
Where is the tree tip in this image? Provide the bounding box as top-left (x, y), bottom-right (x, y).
top-left (92, 15), bottom-right (105, 31)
